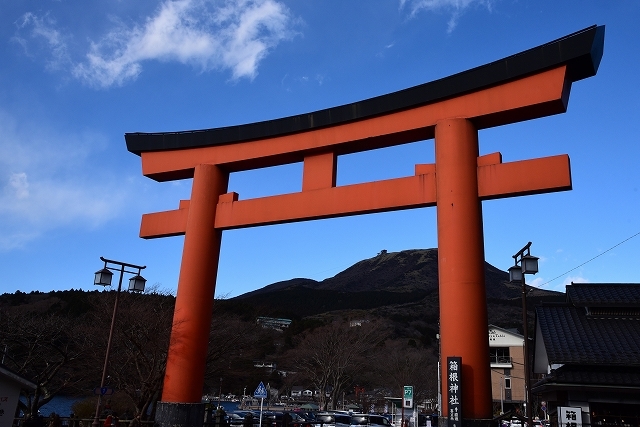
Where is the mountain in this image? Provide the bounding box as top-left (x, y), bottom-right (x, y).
top-left (229, 248), bottom-right (563, 327)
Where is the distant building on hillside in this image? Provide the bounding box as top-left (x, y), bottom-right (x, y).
top-left (256, 316), bottom-right (292, 331)
top-left (349, 319), bottom-right (368, 327)
top-left (290, 385), bottom-right (304, 398)
top-left (253, 361), bottom-right (277, 373)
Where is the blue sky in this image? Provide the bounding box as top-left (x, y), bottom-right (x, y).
top-left (1, 0), bottom-right (639, 297)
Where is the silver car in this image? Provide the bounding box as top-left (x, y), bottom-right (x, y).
top-left (350, 414), bottom-right (392, 427)
top-left (312, 412), bottom-right (351, 427)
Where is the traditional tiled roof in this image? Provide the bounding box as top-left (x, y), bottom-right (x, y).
top-left (535, 284), bottom-right (640, 366)
top-left (532, 365), bottom-right (640, 392)
top-left (567, 283), bottom-right (640, 307)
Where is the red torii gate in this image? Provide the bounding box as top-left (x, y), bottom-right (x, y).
top-left (127, 26), bottom-right (604, 426)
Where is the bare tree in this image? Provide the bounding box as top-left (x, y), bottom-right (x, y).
top-left (292, 320), bottom-right (386, 410)
top-left (86, 289), bottom-right (174, 420)
top-left (0, 310), bottom-right (87, 417)
top-left (371, 341), bottom-right (438, 406)
top-left (204, 307), bottom-right (269, 397)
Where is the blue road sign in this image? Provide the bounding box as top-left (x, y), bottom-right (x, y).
top-left (93, 386), bottom-right (114, 396)
top-left (254, 381), bottom-right (267, 398)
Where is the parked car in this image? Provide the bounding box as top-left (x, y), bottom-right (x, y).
top-left (312, 412), bottom-right (351, 427)
top-left (263, 411), bottom-right (312, 427)
top-left (350, 414), bottom-right (392, 427)
top-left (227, 412), bottom-right (246, 425)
top-left (313, 413), bottom-right (337, 427)
top-left (334, 412), bottom-right (352, 427)
top-left (228, 411), bottom-right (260, 426)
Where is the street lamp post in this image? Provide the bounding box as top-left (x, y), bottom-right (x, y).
top-left (508, 243), bottom-right (538, 427)
top-left (92, 257), bottom-right (147, 427)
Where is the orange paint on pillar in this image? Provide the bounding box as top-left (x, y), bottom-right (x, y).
top-left (162, 164), bottom-right (228, 403)
top-left (435, 119), bottom-right (492, 419)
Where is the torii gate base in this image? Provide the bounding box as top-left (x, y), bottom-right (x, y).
top-left (126, 26), bottom-right (604, 427)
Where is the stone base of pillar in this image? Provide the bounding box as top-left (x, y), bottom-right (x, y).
top-left (438, 418), bottom-right (498, 427)
top-left (156, 402), bottom-right (205, 427)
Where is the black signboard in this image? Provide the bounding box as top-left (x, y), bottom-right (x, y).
top-left (447, 356), bottom-right (462, 427)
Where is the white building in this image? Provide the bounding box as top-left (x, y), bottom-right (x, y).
top-left (488, 325), bottom-right (527, 415)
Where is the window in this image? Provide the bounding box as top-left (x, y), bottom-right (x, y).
top-left (489, 347), bottom-right (511, 364)
top-left (504, 377), bottom-right (511, 389)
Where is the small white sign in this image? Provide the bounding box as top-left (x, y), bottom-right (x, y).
top-left (558, 407), bottom-right (582, 427)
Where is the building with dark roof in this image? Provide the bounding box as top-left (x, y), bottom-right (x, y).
top-left (532, 283), bottom-right (640, 426)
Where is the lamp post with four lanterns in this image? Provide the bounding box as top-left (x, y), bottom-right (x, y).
top-left (92, 257), bottom-right (147, 427)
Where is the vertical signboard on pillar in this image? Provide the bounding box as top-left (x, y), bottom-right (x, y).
top-left (403, 386), bottom-right (413, 409)
top-left (559, 407), bottom-right (582, 427)
top-left (447, 357), bottom-right (462, 427)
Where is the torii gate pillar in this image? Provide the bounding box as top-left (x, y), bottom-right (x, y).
top-left (164, 165), bottom-right (228, 402)
top-left (126, 25), bottom-right (604, 427)
top-left (436, 119), bottom-right (492, 417)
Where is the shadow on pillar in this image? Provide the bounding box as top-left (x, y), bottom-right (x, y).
top-left (156, 402), bottom-right (205, 427)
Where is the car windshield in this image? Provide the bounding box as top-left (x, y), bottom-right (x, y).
top-left (317, 416), bottom-right (335, 423)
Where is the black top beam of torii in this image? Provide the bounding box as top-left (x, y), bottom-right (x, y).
top-left (126, 25), bottom-right (604, 155)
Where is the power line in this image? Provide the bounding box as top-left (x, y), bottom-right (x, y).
top-left (539, 230), bottom-right (640, 288)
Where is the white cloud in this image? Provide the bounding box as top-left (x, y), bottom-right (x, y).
top-left (400, 0), bottom-right (494, 33)
top-left (13, 12), bottom-right (71, 71)
top-left (9, 173), bottom-right (29, 199)
top-left (0, 110), bottom-right (128, 250)
top-left (539, 274), bottom-right (588, 293)
top-left (527, 277), bottom-right (545, 288)
top-left (68, 0), bottom-right (294, 88)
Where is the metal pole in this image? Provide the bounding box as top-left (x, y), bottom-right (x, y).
top-left (401, 388), bottom-right (405, 427)
top-left (521, 277), bottom-right (532, 427)
top-left (92, 263), bottom-right (125, 427)
top-left (500, 377), bottom-right (503, 415)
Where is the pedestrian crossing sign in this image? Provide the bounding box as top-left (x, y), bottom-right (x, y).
top-left (254, 381), bottom-right (268, 398)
